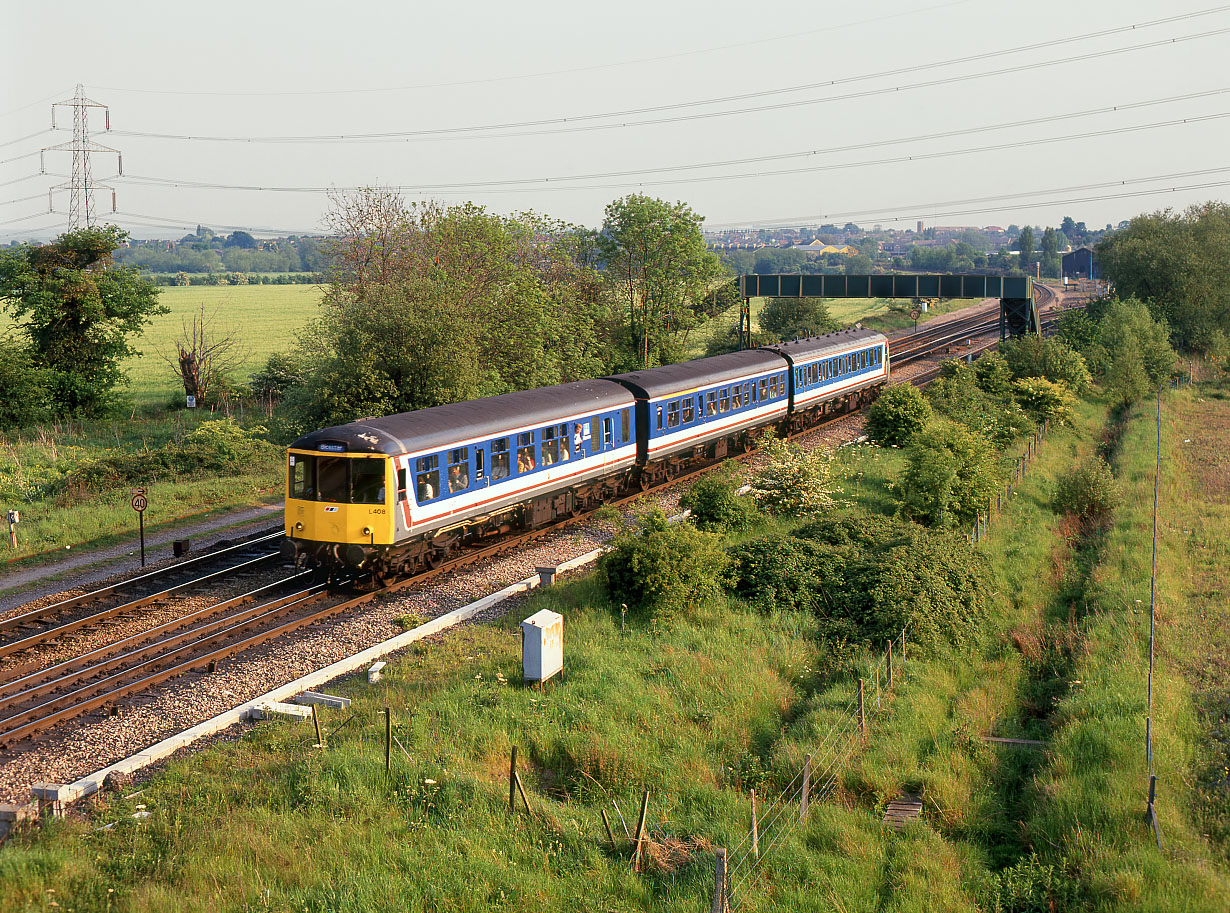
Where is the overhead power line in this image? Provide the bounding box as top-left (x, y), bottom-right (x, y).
top-left (88, 0), bottom-right (983, 97)
top-left (106, 14), bottom-right (1230, 144)
top-left (712, 165), bottom-right (1230, 227)
top-left (109, 106), bottom-right (1230, 196)
top-left (91, 168), bottom-right (1230, 239)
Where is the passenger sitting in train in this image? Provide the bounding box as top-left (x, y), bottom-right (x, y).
top-left (492, 451), bottom-right (510, 480)
top-left (417, 474), bottom-right (435, 501)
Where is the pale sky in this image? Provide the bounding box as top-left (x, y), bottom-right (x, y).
top-left (2, 0), bottom-right (1228, 240)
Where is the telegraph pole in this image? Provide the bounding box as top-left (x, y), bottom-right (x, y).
top-left (41, 84), bottom-right (121, 230)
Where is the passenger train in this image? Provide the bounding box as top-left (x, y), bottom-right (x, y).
top-left (284, 328), bottom-right (889, 579)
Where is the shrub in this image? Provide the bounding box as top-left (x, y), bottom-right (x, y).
top-left (725, 534), bottom-right (845, 613)
top-left (678, 462), bottom-right (759, 532)
top-left (926, 361), bottom-right (1028, 447)
top-left (973, 350), bottom-right (1014, 396)
top-left (600, 510), bottom-right (729, 625)
top-left (726, 513), bottom-right (991, 651)
top-left (1000, 334), bottom-right (1091, 393)
top-left (865, 385), bottom-right (932, 446)
top-left (749, 433), bottom-right (840, 517)
top-left (896, 422), bottom-right (998, 528)
top-left (249, 352), bottom-right (306, 406)
top-left (1052, 457), bottom-right (1120, 519)
top-left (1012, 377), bottom-right (1076, 425)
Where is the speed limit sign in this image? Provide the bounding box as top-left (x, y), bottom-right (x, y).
top-left (131, 493), bottom-right (147, 512)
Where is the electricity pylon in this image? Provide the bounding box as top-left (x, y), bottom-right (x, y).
top-left (41, 84), bottom-right (122, 230)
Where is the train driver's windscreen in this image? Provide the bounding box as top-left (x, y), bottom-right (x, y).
top-left (290, 454), bottom-right (386, 504)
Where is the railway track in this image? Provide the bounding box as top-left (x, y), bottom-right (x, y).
top-left (0, 299), bottom-right (1062, 752)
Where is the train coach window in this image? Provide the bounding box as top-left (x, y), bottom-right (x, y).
top-left (397, 467), bottom-right (407, 502)
top-left (656, 405), bottom-right (664, 432)
top-left (353, 459), bottom-right (386, 504)
top-left (448, 448), bottom-right (470, 493)
top-left (622, 409), bottom-right (630, 442)
top-left (681, 396), bottom-right (695, 424)
top-left (290, 455), bottom-right (315, 500)
top-left (667, 400), bottom-right (681, 428)
top-left (491, 438), bottom-right (510, 480)
top-left (542, 425), bottom-right (565, 465)
top-left (603, 417), bottom-right (613, 448)
top-left (719, 388), bottom-right (730, 413)
top-left (517, 432), bottom-right (536, 472)
top-left (758, 378), bottom-right (768, 402)
top-left (317, 457), bottom-right (349, 503)
top-left (744, 382), bottom-right (751, 406)
top-left (706, 391), bottom-right (718, 416)
top-left (731, 386), bottom-right (741, 410)
top-left (416, 455), bottom-right (439, 502)
top-left (590, 417), bottom-right (602, 451)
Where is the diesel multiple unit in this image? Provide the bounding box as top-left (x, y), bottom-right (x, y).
top-left (284, 328), bottom-right (889, 579)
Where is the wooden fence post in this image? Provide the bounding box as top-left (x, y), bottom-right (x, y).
top-left (509, 746), bottom-right (518, 813)
top-left (858, 678), bottom-right (866, 739)
top-left (383, 707), bottom-right (391, 776)
top-left (601, 808), bottom-right (617, 849)
top-left (633, 789), bottom-right (650, 871)
top-left (712, 847), bottom-right (729, 913)
top-left (751, 789), bottom-right (759, 860)
top-left (800, 753), bottom-right (813, 824)
top-left (311, 703), bottom-right (325, 748)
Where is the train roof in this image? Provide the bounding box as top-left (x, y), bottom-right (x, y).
top-left (757, 327), bottom-right (886, 366)
top-left (605, 349), bottom-right (786, 400)
top-left (290, 379), bottom-right (635, 456)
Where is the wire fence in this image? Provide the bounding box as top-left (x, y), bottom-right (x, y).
top-left (715, 629), bottom-right (907, 911)
top-left (970, 420), bottom-right (1050, 546)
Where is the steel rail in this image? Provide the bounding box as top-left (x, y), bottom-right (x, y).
top-left (0, 551), bottom-right (284, 660)
top-left (0, 587), bottom-right (333, 747)
top-left (0, 572), bottom-right (315, 700)
top-left (0, 529), bottom-right (285, 637)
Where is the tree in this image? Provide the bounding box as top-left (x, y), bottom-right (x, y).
top-left (597, 194), bottom-right (727, 368)
top-left (0, 335), bottom-right (52, 428)
top-left (758, 297), bottom-right (836, 341)
top-left (287, 189), bottom-right (611, 429)
top-left (0, 226), bottom-right (165, 417)
top-left (1096, 202), bottom-right (1230, 352)
top-left (225, 230), bottom-right (257, 249)
top-left (1017, 226), bottom-right (1035, 273)
top-left (1085, 297), bottom-right (1175, 405)
top-left (1040, 227), bottom-right (1060, 278)
top-left (165, 305), bottom-right (246, 406)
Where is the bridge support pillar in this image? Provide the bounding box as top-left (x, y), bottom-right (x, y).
top-left (1000, 297), bottom-right (1040, 338)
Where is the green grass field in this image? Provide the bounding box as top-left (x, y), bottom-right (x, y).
top-left (123, 285), bottom-right (324, 408)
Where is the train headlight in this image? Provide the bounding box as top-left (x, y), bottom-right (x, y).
top-left (295, 521), bottom-right (303, 531)
top-left (362, 526), bottom-right (372, 536)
